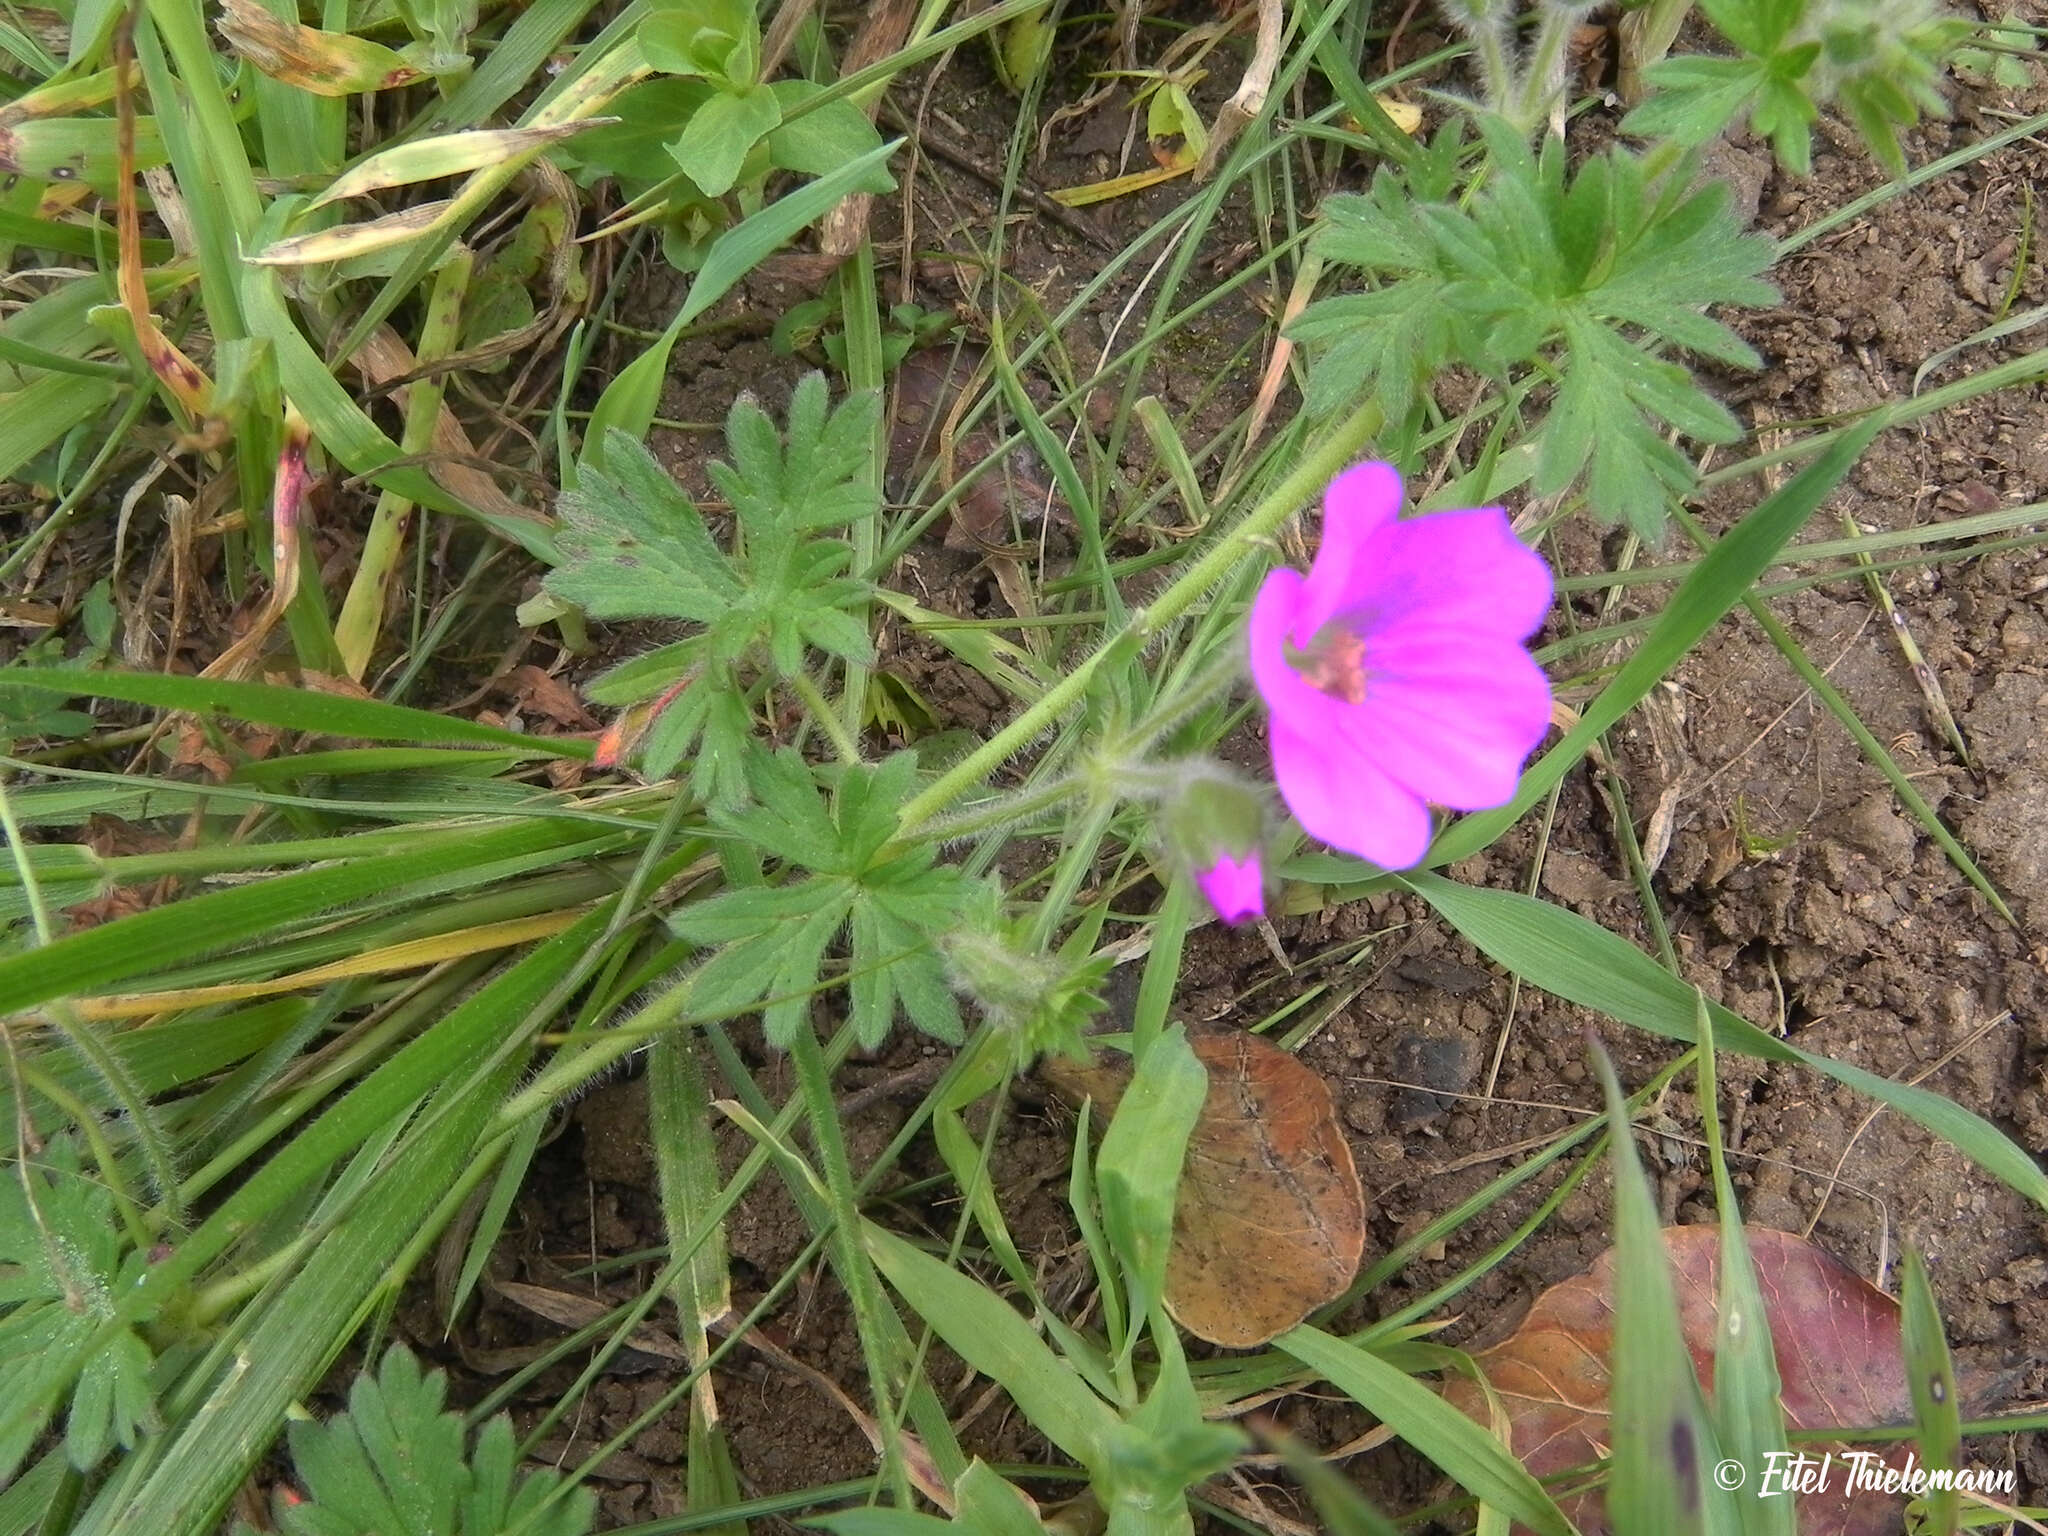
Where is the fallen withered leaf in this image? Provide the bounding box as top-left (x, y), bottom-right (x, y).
top-left (296, 669), bottom-right (375, 700)
top-left (505, 663), bottom-right (597, 730)
top-left (1443, 1226), bottom-right (1921, 1536)
top-left (1044, 1028), bottom-right (1367, 1348)
top-left (887, 346), bottom-right (1065, 554)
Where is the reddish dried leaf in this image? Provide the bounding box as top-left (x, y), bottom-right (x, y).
top-left (504, 664), bottom-right (597, 730)
top-left (1046, 1029), bottom-right (1367, 1348)
top-left (1444, 1226), bottom-right (1916, 1536)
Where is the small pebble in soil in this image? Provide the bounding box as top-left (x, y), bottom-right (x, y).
top-left (1388, 1032), bottom-right (1476, 1131)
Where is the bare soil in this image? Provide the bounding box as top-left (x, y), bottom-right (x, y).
top-left (410, 19), bottom-right (2048, 1532)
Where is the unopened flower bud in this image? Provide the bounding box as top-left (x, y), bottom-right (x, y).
top-left (1159, 766), bottom-right (1270, 928)
top-left (939, 925), bottom-right (1109, 1064)
top-left (1194, 850), bottom-right (1265, 927)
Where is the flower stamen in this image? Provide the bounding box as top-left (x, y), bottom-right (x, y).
top-left (1292, 626), bottom-right (1370, 705)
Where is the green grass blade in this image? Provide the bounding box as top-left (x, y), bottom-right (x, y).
top-left (0, 374), bottom-right (117, 482)
top-left (1096, 1024), bottom-right (1205, 1342)
top-left (0, 666), bottom-right (584, 752)
top-left (446, 1107), bottom-right (546, 1329)
top-left (67, 1019), bottom-right (541, 1536)
top-left (137, 907), bottom-right (610, 1309)
top-left (1589, 1038), bottom-right (1725, 1536)
top-left (1275, 1325), bottom-right (1576, 1536)
top-left (1128, 878), bottom-right (1191, 1061)
top-left (1900, 1249), bottom-right (1962, 1536)
top-left (1431, 414), bottom-right (1886, 867)
top-left (865, 1222), bottom-right (1117, 1471)
top-left (808, 1512), bottom-right (953, 1536)
top-left (579, 138), bottom-right (901, 465)
top-left (1407, 872), bottom-right (2048, 1210)
top-left (1268, 1431), bottom-right (1404, 1535)
top-left (0, 813), bottom-right (618, 1008)
top-left (1696, 998), bottom-right (1796, 1536)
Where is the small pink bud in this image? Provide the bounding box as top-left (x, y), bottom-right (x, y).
top-left (1194, 849), bottom-right (1266, 927)
top-left (1154, 763), bottom-right (1271, 927)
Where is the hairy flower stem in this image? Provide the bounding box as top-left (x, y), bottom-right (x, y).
top-left (893, 401), bottom-right (1384, 837)
top-left (1123, 647), bottom-right (1251, 757)
top-left (1473, 17), bottom-right (1516, 114)
top-left (1509, 2), bottom-right (1589, 132)
top-left (917, 776), bottom-right (1085, 846)
top-left (789, 669), bottom-right (863, 765)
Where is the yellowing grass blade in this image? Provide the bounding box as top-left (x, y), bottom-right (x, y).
top-left (1051, 162), bottom-right (1191, 207)
top-left (309, 121), bottom-right (616, 211)
top-left (114, 16), bottom-right (209, 418)
top-left (245, 200), bottom-right (455, 266)
top-left (215, 0), bottom-right (428, 96)
top-left (66, 909), bottom-right (589, 1019)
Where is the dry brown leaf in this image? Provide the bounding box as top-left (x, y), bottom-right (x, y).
top-left (1444, 1226), bottom-right (1919, 1536)
top-left (887, 346), bottom-right (1065, 556)
top-left (505, 664), bottom-right (597, 730)
top-left (296, 669), bottom-right (375, 700)
top-left (1045, 1029), bottom-right (1368, 1348)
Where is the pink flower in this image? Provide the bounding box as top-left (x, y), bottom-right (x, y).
top-left (1193, 850), bottom-right (1265, 927)
top-left (1248, 462), bottom-right (1553, 870)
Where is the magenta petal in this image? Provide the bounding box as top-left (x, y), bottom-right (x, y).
top-left (1269, 719), bottom-right (1434, 870)
top-left (1248, 568), bottom-right (1337, 721)
top-left (1355, 508), bottom-right (1554, 640)
top-left (1297, 461), bottom-right (1403, 635)
top-left (1351, 634), bottom-right (1555, 809)
top-left (1194, 851), bottom-right (1265, 926)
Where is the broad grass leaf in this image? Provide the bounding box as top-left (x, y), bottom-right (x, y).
top-left (1442, 1227), bottom-right (1921, 1536)
top-left (0, 667), bottom-right (575, 753)
top-left (1407, 872), bottom-right (2048, 1210)
top-left (1589, 1044), bottom-right (1722, 1536)
top-left (1695, 1010), bottom-right (1797, 1536)
top-left (1278, 1326), bottom-right (1575, 1536)
top-left (1095, 1025), bottom-right (1207, 1327)
top-left (863, 1224), bottom-right (1118, 1469)
top-left (1898, 1250), bottom-right (1962, 1534)
top-left (1044, 1029), bottom-right (1367, 1347)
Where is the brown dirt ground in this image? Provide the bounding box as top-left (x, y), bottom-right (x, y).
top-left (405, 14), bottom-right (2048, 1533)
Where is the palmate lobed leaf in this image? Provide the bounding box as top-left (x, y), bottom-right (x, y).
top-left (0, 1139), bottom-right (159, 1479)
top-left (547, 430), bottom-right (742, 623)
top-left (546, 373), bottom-right (880, 784)
top-left (1296, 112), bottom-right (1776, 529)
top-left (669, 747), bottom-right (979, 1046)
top-left (272, 1345), bottom-right (591, 1536)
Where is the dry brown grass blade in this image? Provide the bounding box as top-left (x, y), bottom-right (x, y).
top-left (1241, 251), bottom-right (1320, 454)
top-left (348, 325), bottom-right (550, 532)
top-left (818, 0), bottom-right (922, 259)
top-left (1193, 0), bottom-right (1283, 183)
top-left (199, 408), bottom-right (311, 681)
top-left (215, 0), bottom-right (426, 95)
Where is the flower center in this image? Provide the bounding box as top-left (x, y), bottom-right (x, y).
top-left (1291, 625), bottom-right (1369, 705)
